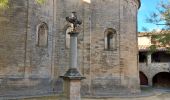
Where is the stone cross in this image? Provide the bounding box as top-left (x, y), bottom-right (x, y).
top-left (66, 12), bottom-right (82, 69)
top-left (61, 12), bottom-right (85, 100)
top-left (66, 12), bottom-right (82, 32)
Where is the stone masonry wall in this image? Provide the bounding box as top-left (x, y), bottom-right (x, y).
top-left (0, 0), bottom-right (56, 96)
top-left (139, 63), bottom-right (170, 86)
top-left (89, 0), bottom-right (121, 95)
top-left (26, 0), bottom-right (55, 79)
top-left (119, 0), bottom-right (140, 93)
top-left (0, 0), bottom-right (140, 97)
top-left (54, 0), bottom-right (140, 96)
top-left (0, 0), bottom-right (27, 81)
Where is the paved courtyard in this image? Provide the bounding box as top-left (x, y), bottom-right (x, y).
top-left (18, 92), bottom-right (170, 100)
top-left (1, 87), bottom-right (169, 100)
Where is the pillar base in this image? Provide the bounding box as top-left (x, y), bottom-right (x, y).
top-left (60, 68), bottom-right (85, 100)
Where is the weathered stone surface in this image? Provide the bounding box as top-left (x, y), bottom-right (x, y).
top-left (0, 0), bottom-right (140, 97)
top-left (63, 79), bottom-right (82, 100)
top-left (139, 63), bottom-right (170, 86)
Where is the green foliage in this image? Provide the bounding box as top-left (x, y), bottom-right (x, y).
top-left (36, 0), bottom-right (45, 4)
top-left (146, 0), bottom-right (170, 29)
top-left (150, 31), bottom-right (170, 53)
top-left (0, 0), bottom-right (8, 9)
top-left (144, 0), bottom-right (170, 53)
top-left (0, 0), bottom-right (45, 9)
top-left (149, 45), bottom-right (157, 54)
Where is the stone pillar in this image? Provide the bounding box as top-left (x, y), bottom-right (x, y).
top-left (147, 53), bottom-right (151, 64)
top-left (148, 76), bottom-right (153, 86)
top-left (61, 32), bottom-right (85, 100)
top-left (69, 32), bottom-right (78, 69)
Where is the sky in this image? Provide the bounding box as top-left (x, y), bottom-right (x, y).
top-left (138, 0), bottom-right (166, 32)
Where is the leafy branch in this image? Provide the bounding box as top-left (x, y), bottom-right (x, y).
top-left (143, 0), bottom-right (170, 53)
top-left (0, 0), bottom-right (45, 9)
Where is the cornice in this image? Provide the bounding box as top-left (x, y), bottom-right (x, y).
top-left (136, 0), bottom-right (141, 9)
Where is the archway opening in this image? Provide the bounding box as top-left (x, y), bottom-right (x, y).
top-left (139, 71), bottom-right (148, 85)
top-left (153, 72), bottom-right (170, 88)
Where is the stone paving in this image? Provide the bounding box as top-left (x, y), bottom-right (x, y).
top-left (1, 87), bottom-right (170, 100)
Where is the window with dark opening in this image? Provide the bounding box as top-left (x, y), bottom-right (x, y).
top-left (139, 52), bottom-right (147, 63)
top-left (105, 28), bottom-right (116, 50)
top-left (37, 22), bottom-right (48, 47)
top-left (152, 51), bottom-right (170, 63)
top-left (107, 32), bottom-right (113, 49)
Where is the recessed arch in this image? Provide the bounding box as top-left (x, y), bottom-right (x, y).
top-left (139, 71), bottom-right (148, 85)
top-left (153, 72), bottom-right (170, 88)
top-left (65, 27), bottom-right (73, 48)
top-left (104, 28), bottom-right (117, 50)
top-left (36, 22), bottom-right (48, 47)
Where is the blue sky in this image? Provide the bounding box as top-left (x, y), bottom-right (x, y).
top-left (138, 0), bottom-right (165, 32)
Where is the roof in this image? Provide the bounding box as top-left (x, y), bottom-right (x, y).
top-left (138, 30), bottom-right (170, 51)
top-left (138, 30), bottom-right (170, 37)
top-left (139, 45), bottom-right (168, 52)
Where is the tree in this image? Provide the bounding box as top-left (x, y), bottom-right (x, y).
top-left (0, 0), bottom-right (45, 9)
top-left (145, 0), bottom-right (170, 52)
top-left (146, 0), bottom-right (170, 29)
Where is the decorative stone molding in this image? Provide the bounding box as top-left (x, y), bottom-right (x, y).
top-left (134, 0), bottom-right (141, 8)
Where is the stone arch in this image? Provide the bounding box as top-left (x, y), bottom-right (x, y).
top-left (152, 72), bottom-right (170, 88)
top-left (139, 71), bottom-right (148, 85)
top-left (151, 69), bottom-right (169, 80)
top-left (63, 24), bottom-right (73, 49)
top-left (36, 22), bottom-right (48, 47)
top-left (104, 28), bottom-right (117, 50)
top-left (65, 27), bottom-right (72, 48)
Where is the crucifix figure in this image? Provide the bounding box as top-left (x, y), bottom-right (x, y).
top-left (66, 12), bottom-right (82, 32)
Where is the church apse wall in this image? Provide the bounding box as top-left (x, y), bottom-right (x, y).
top-left (0, 0), bottom-right (56, 95)
top-left (0, 0), bottom-right (140, 97)
top-left (54, 0), bottom-right (140, 96)
top-left (0, 0), bottom-right (28, 84)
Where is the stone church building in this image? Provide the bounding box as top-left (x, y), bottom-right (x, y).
top-left (0, 0), bottom-right (140, 97)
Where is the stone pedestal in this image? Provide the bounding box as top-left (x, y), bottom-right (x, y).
top-left (61, 68), bottom-right (85, 100)
top-left (61, 12), bottom-right (84, 99)
top-left (61, 31), bottom-right (85, 100)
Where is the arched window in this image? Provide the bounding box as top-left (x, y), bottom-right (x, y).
top-left (37, 22), bottom-right (48, 47)
top-left (104, 28), bottom-right (117, 50)
top-left (65, 27), bottom-right (72, 48)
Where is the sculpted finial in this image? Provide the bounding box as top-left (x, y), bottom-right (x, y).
top-left (66, 12), bottom-right (82, 32)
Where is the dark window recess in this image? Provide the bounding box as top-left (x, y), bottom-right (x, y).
top-left (107, 33), bottom-right (113, 49)
top-left (139, 52), bottom-right (147, 63)
top-left (104, 28), bottom-right (117, 50)
top-left (37, 23), bottom-right (48, 47)
top-left (152, 52), bottom-right (170, 63)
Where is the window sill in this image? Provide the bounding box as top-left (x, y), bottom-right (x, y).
top-left (104, 49), bottom-right (117, 51)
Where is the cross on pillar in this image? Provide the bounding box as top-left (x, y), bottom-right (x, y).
top-left (66, 12), bottom-right (82, 32)
top-left (60, 12), bottom-right (85, 100)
